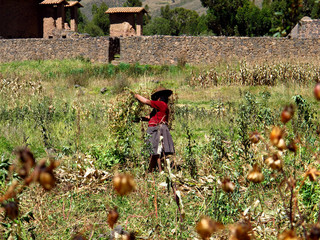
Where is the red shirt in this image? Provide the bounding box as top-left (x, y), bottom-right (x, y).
top-left (148, 100), bottom-right (169, 126)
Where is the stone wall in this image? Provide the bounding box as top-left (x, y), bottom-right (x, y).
top-left (1, 36), bottom-right (320, 65)
top-left (120, 36), bottom-right (320, 65)
top-left (0, 37), bottom-right (109, 63)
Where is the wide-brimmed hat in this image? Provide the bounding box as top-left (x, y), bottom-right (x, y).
top-left (151, 87), bottom-right (173, 100)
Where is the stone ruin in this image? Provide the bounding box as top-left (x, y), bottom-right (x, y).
top-left (106, 7), bottom-right (147, 37)
top-left (289, 16), bottom-right (320, 39)
top-left (0, 0), bottom-right (83, 39)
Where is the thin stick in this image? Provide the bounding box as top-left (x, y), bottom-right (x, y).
top-left (289, 184), bottom-right (294, 230)
top-left (152, 174), bottom-right (158, 218)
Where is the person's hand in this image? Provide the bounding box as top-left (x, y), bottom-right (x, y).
top-left (132, 117), bottom-right (141, 123)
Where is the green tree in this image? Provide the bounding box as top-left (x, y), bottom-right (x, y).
top-left (92, 3), bottom-right (110, 35)
top-left (149, 5), bottom-right (206, 36)
top-left (84, 22), bottom-right (104, 37)
top-left (144, 17), bottom-right (172, 35)
top-left (202, 0), bottom-right (248, 35)
top-left (123, 0), bottom-right (142, 7)
top-left (269, 0), bottom-right (302, 36)
top-left (170, 8), bottom-right (201, 35)
top-left (77, 9), bottom-right (89, 33)
top-left (236, 1), bottom-right (272, 36)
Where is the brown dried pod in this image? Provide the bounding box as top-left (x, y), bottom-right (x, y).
top-left (113, 174), bottom-right (136, 196)
top-left (18, 166), bottom-right (28, 179)
top-left (309, 224), bottom-right (320, 240)
top-left (15, 148), bottom-right (36, 179)
top-left (3, 201), bottom-right (19, 220)
top-left (247, 164), bottom-right (264, 183)
top-left (265, 153), bottom-right (282, 170)
top-left (277, 138), bottom-right (287, 151)
top-left (230, 223), bottom-right (251, 240)
top-left (221, 178), bottom-right (235, 193)
top-left (314, 82), bottom-right (320, 101)
top-left (278, 230), bottom-right (299, 240)
top-left (270, 159), bottom-right (283, 171)
top-left (196, 216), bottom-right (224, 240)
top-left (265, 156), bottom-right (274, 167)
top-left (305, 168), bottom-right (320, 182)
top-left (287, 140), bottom-right (298, 153)
top-left (34, 160), bottom-right (58, 190)
top-left (72, 234), bottom-right (87, 240)
top-left (122, 232), bottom-right (136, 240)
top-left (39, 171), bottom-right (56, 190)
top-left (16, 148), bottom-right (35, 167)
top-left (270, 126), bottom-right (283, 146)
top-left (107, 207), bottom-right (119, 229)
top-left (281, 105), bottom-right (294, 124)
top-left (249, 131), bottom-right (260, 144)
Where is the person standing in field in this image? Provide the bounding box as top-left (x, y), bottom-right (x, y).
top-left (134, 87), bottom-right (175, 172)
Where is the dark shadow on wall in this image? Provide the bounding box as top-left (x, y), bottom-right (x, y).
top-left (109, 37), bottom-right (120, 62)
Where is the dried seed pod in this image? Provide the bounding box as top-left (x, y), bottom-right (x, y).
top-left (15, 148), bottom-right (36, 179)
top-left (107, 207), bottom-right (119, 229)
top-left (314, 83), bottom-right (320, 101)
top-left (113, 174), bottom-right (136, 196)
top-left (249, 131), bottom-right (260, 144)
top-left (278, 230), bottom-right (299, 240)
top-left (3, 201), bottom-right (19, 220)
top-left (121, 232), bottom-right (136, 240)
top-left (18, 167), bottom-right (28, 179)
top-left (270, 159), bottom-right (283, 171)
top-left (34, 160), bottom-right (58, 190)
top-left (277, 138), bottom-right (286, 151)
top-left (265, 153), bottom-right (282, 170)
top-left (230, 223), bottom-right (251, 240)
top-left (196, 216), bottom-right (223, 240)
top-left (247, 164), bottom-right (264, 183)
top-left (221, 178), bottom-right (235, 193)
top-left (16, 148), bottom-right (35, 167)
top-left (309, 224), bottom-right (320, 240)
top-left (287, 140), bottom-right (298, 153)
top-left (265, 156), bottom-right (274, 167)
top-left (72, 234), bottom-right (87, 240)
top-left (281, 105), bottom-right (294, 124)
top-left (305, 168), bottom-right (320, 182)
top-left (39, 171), bottom-right (55, 190)
top-left (270, 126), bottom-right (283, 146)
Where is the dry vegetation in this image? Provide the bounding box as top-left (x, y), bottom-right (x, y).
top-left (0, 58), bottom-right (320, 239)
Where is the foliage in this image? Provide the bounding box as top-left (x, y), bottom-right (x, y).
top-left (79, 3), bottom-right (109, 37)
top-left (144, 5), bottom-right (208, 36)
top-left (123, 0), bottom-right (142, 7)
top-left (1, 59), bottom-right (320, 239)
top-left (92, 3), bottom-right (110, 35)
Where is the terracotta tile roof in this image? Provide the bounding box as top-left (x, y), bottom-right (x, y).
top-left (39, 0), bottom-right (68, 4)
top-left (66, 1), bottom-right (83, 7)
top-left (105, 7), bottom-right (146, 14)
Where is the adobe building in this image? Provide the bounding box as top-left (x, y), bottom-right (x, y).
top-left (106, 7), bottom-right (147, 37)
top-left (289, 16), bottom-right (320, 39)
top-left (0, 0), bottom-right (82, 39)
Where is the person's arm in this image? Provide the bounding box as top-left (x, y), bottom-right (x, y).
top-left (141, 116), bottom-right (150, 121)
top-left (134, 94), bottom-right (151, 106)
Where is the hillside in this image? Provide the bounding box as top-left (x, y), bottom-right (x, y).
top-left (81, 0), bottom-right (207, 19)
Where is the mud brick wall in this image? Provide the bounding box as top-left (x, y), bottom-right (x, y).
top-left (0, 37), bottom-right (110, 63)
top-left (120, 36), bottom-right (320, 65)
